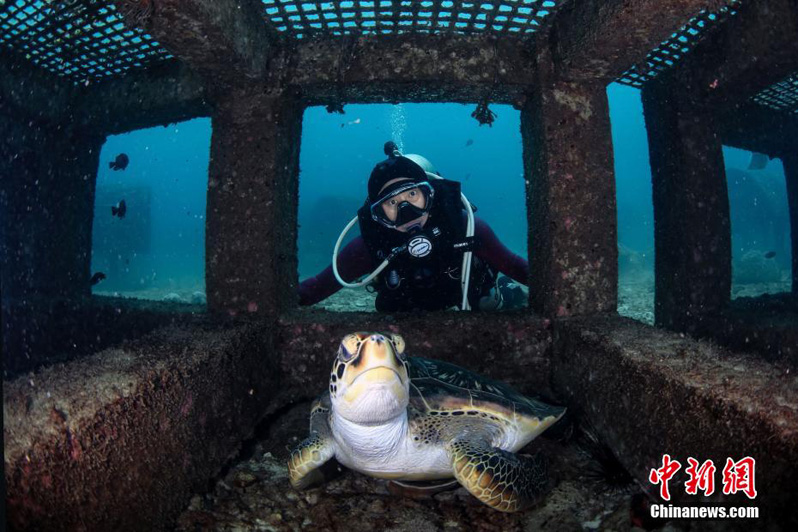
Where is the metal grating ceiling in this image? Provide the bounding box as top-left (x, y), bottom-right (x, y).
top-left (1, 0), bottom-right (796, 116)
top-left (752, 73), bottom-right (798, 115)
top-left (0, 0), bottom-right (171, 84)
top-left (615, 2), bottom-right (740, 88)
top-left (260, 0), bottom-right (562, 38)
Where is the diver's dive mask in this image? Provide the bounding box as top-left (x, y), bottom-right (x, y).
top-left (369, 180), bottom-right (435, 230)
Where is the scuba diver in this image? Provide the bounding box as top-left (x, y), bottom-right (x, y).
top-left (298, 141), bottom-right (529, 312)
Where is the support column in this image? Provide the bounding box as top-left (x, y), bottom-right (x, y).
top-left (0, 119), bottom-right (101, 302)
top-left (783, 153), bottom-right (798, 296)
top-left (641, 84), bottom-right (731, 331)
top-left (522, 77), bottom-right (618, 317)
top-left (0, 114), bottom-right (102, 374)
top-left (206, 87), bottom-right (302, 316)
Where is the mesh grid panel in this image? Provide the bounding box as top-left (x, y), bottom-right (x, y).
top-left (0, 0), bottom-right (171, 84)
top-left (752, 73), bottom-right (798, 115)
top-left (2, 0), bottom-right (795, 114)
top-left (616, 2), bottom-right (740, 88)
top-left (260, 0), bottom-right (562, 38)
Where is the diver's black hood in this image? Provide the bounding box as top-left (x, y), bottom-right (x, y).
top-left (367, 156), bottom-right (428, 202)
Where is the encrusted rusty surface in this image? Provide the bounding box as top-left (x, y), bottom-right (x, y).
top-left (0, 114), bottom-right (101, 302)
top-left (112, 0), bottom-right (274, 86)
top-left (284, 34), bottom-right (536, 106)
top-left (276, 311), bottom-right (555, 402)
top-left (642, 83), bottom-right (732, 331)
top-left (3, 321), bottom-right (277, 532)
top-left (0, 53), bottom-right (78, 125)
top-left (552, 315), bottom-right (798, 528)
top-left (719, 102), bottom-right (798, 159)
top-left (1, 295), bottom-right (206, 378)
top-left (523, 54), bottom-right (618, 318)
top-left (662, 0), bottom-right (798, 111)
top-left (206, 87), bottom-right (302, 316)
top-left (77, 61), bottom-right (211, 136)
top-left (549, 0), bottom-right (735, 81)
top-left (687, 294), bottom-right (798, 368)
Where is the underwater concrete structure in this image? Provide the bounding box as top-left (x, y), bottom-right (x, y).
top-left (1, 0), bottom-right (797, 530)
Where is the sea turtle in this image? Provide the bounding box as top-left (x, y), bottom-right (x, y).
top-left (288, 332), bottom-right (566, 512)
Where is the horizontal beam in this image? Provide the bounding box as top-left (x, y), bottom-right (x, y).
top-left (0, 52), bottom-right (78, 124)
top-left (553, 316), bottom-right (798, 523)
top-left (549, 0), bottom-right (734, 81)
top-left (662, 0), bottom-right (798, 109)
top-left (718, 102), bottom-right (798, 159)
top-left (277, 312), bottom-right (555, 401)
top-left (4, 321), bottom-right (276, 531)
top-left (285, 34), bottom-right (537, 105)
top-left (112, 0), bottom-right (274, 84)
top-left (75, 61), bottom-right (211, 136)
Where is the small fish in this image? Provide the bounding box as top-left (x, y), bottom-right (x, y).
top-left (465, 139), bottom-right (474, 147)
top-left (464, 173), bottom-right (471, 181)
top-left (747, 152), bottom-right (770, 171)
top-left (709, 78), bottom-right (719, 90)
top-left (109, 153), bottom-right (129, 171)
top-left (348, 118), bottom-right (361, 126)
top-left (764, 251), bottom-right (776, 259)
top-left (89, 272), bottom-right (106, 286)
top-left (111, 199), bottom-right (127, 218)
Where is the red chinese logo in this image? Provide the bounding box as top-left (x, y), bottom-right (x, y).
top-left (722, 457), bottom-right (757, 499)
top-left (649, 455), bottom-right (757, 500)
top-left (685, 458), bottom-right (716, 496)
top-left (649, 454), bottom-right (681, 501)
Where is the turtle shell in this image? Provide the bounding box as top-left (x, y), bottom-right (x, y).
top-left (406, 356), bottom-right (564, 423)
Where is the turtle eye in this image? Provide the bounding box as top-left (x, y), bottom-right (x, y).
top-left (338, 344), bottom-right (355, 362)
top-left (390, 334), bottom-right (406, 359)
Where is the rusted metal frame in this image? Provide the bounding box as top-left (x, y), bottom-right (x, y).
top-left (0, 51), bottom-right (78, 125)
top-left (111, 0), bottom-right (275, 84)
top-left (284, 33), bottom-right (537, 106)
top-left (717, 102), bottom-right (798, 159)
top-left (659, 0), bottom-right (798, 110)
top-left (548, 0), bottom-right (737, 81)
top-left (74, 60), bottom-right (211, 136)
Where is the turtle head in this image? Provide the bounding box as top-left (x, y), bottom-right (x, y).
top-left (329, 332), bottom-right (410, 424)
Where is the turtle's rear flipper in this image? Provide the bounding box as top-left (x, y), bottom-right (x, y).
top-left (287, 433), bottom-right (335, 490)
top-left (448, 439), bottom-right (549, 512)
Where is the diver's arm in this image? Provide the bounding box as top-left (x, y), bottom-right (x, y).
top-left (473, 217), bottom-right (529, 285)
top-left (298, 237), bottom-right (374, 306)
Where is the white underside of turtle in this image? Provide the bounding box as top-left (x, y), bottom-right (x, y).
top-left (288, 332), bottom-right (566, 512)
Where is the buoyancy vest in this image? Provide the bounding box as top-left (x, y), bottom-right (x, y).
top-left (357, 179), bottom-right (496, 312)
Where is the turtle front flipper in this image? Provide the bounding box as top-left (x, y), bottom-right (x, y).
top-left (448, 438), bottom-right (549, 512)
top-left (288, 432), bottom-right (335, 490)
top-left (288, 395), bottom-right (336, 490)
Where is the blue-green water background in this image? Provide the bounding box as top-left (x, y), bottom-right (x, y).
top-left (90, 84), bottom-right (792, 307)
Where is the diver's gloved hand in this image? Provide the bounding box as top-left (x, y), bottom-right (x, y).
top-left (497, 276), bottom-right (527, 309)
top-left (478, 286), bottom-right (504, 311)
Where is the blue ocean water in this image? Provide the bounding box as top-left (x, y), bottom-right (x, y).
top-left (91, 118), bottom-right (211, 302)
top-left (89, 86), bottom-right (791, 310)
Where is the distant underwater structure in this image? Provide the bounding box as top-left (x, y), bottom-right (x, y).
top-left (1, 0), bottom-right (798, 530)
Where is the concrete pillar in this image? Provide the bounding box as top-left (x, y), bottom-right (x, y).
top-left (641, 85), bottom-right (732, 331)
top-left (0, 119), bottom-right (101, 302)
top-left (0, 113), bottom-right (102, 374)
top-left (522, 79), bottom-right (618, 317)
top-left (206, 87), bottom-right (303, 316)
top-left (783, 153), bottom-right (798, 296)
